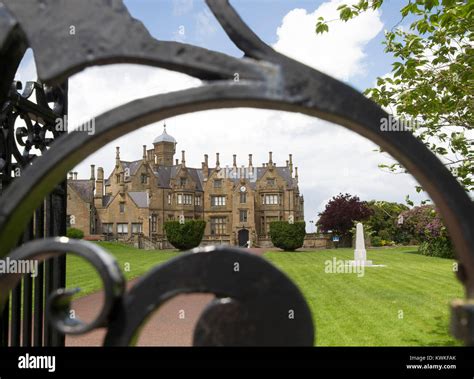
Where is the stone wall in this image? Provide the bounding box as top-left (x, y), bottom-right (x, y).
top-left (303, 233), bottom-right (331, 249)
top-left (67, 186), bottom-right (92, 236)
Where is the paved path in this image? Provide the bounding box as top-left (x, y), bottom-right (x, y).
top-left (66, 248), bottom-right (266, 346)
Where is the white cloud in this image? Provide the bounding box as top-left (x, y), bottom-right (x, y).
top-left (273, 0), bottom-right (383, 81)
top-left (172, 0), bottom-right (193, 16)
top-left (14, 1), bottom-right (427, 229)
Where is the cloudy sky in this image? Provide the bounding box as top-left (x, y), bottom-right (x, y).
top-left (15, 0), bottom-right (427, 230)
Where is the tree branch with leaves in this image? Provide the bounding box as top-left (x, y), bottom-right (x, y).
top-left (316, 0), bottom-right (473, 193)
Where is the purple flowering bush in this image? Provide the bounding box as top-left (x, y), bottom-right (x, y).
top-left (399, 205), bottom-right (454, 259)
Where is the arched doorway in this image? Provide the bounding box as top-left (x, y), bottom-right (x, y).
top-left (238, 229), bottom-right (249, 247)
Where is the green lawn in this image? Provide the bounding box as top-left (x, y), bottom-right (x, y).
top-left (66, 243), bottom-right (464, 346)
top-left (265, 247), bottom-right (464, 346)
top-left (66, 241), bottom-right (178, 297)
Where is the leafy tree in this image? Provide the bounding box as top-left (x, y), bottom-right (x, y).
top-left (317, 193), bottom-right (372, 244)
top-left (316, 0), bottom-right (473, 192)
top-left (164, 220), bottom-right (206, 251)
top-left (365, 201), bottom-right (410, 244)
top-left (269, 221), bottom-right (306, 251)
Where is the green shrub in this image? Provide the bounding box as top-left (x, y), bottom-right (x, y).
top-left (269, 221), bottom-right (306, 251)
top-left (164, 220), bottom-right (206, 251)
top-left (418, 238), bottom-right (455, 259)
top-left (67, 227), bottom-right (84, 239)
top-left (380, 239), bottom-right (395, 246)
top-left (378, 229), bottom-right (391, 241)
top-left (371, 236), bottom-right (382, 247)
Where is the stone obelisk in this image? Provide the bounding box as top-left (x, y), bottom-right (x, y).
top-left (351, 222), bottom-right (372, 266)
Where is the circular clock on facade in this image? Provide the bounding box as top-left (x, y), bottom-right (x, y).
top-left (240, 186), bottom-right (246, 192)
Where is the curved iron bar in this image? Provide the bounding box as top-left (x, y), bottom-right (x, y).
top-left (1, 0), bottom-right (270, 85)
top-left (0, 3), bottom-right (27, 106)
top-left (104, 245), bottom-right (314, 346)
top-left (0, 237), bottom-right (125, 335)
top-left (0, 0), bottom-right (472, 343)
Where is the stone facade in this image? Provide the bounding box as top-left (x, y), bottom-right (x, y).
top-left (67, 125), bottom-right (305, 248)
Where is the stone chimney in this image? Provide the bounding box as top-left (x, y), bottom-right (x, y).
top-left (202, 154), bottom-right (209, 180)
top-left (68, 172), bottom-right (73, 180)
top-left (233, 154), bottom-right (237, 168)
top-left (289, 154), bottom-right (293, 176)
top-left (142, 145), bottom-right (147, 161)
top-left (73, 172), bottom-right (78, 180)
top-left (295, 166), bottom-right (299, 182)
top-left (115, 146), bottom-right (120, 168)
top-left (94, 167), bottom-right (104, 208)
top-left (175, 158), bottom-right (179, 165)
top-left (119, 170), bottom-right (125, 195)
top-left (286, 160), bottom-right (289, 167)
top-left (181, 150), bottom-right (186, 167)
top-left (216, 152), bottom-right (220, 168)
top-left (90, 165), bottom-right (95, 196)
top-left (247, 154), bottom-right (254, 177)
top-left (268, 151), bottom-right (273, 166)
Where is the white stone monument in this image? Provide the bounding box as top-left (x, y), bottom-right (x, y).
top-left (350, 222), bottom-right (373, 266)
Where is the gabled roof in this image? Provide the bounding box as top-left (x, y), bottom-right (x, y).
top-left (153, 165), bottom-right (204, 191)
top-left (187, 167), bottom-right (204, 190)
top-left (102, 194), bottom-right (113, 207)
top-left (206, 165), bottom-right (294, 189)
top-left (104, 160), bottom-right (142, 185)
top-left (274, 166), bottom-right (294, 187)
top-left (121, 160), bottom-right (142, 178)
top-left (128, 191), bottom-right (149, 208)
top-left (104, 163), bottom-right (294, 192)
top-left (68, 180), bottom-right (93, 203)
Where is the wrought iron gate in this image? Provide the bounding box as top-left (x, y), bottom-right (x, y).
top-left (0, 79), bottom-right (68, 346)
top-left (0, 0), bottom-right (472, 346)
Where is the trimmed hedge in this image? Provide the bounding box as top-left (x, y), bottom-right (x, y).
top-left (67, 227), bottom-right (84, 239)
top-left (418, 238), bottom-right (455, 259)
top-left (269, 221), bottom-right (306, 251)
top-left (164, 220), bottom-right (206, 251)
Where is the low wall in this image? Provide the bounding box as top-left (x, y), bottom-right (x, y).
top-left (200, 238), bottom-right (232, 247)
top-left (303, 233), bottom-right (331, 249)
top-left (95, 234), bottom-right (332, 250)
top-left (257, 238), bottom-right (273, 249)
top-left (84, 234), bottom-right (103, 241)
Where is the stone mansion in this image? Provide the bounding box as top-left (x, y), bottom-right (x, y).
top-left (67, 125), bottom-right (305, 248)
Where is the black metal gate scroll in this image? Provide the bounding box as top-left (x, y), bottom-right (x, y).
top-left (0, 77), bottom-right (68, 346)
top-left (0, 0), bottom-right (473, 346)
